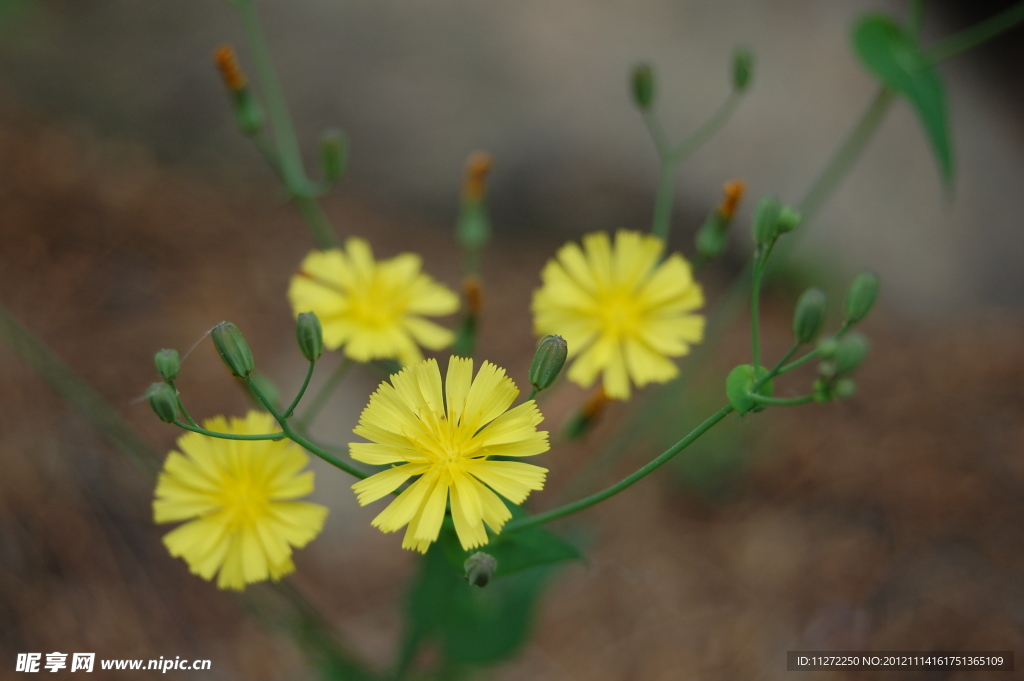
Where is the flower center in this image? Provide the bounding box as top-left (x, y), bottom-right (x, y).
top-left (350, 275), bottom-right (406, 329)
top-left (597, 287), bottom-right (641, 338)
top-left (218, 474), bottom-right (270, 528)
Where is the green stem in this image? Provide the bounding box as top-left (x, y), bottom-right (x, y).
top-left (504, 405), bottom-right (734, 533)
top-left (246, 375), bottom-right (369, 479)
top-left (748, 393), bottom-right (814, 407)
top-left (651, 157), bottom-right (676, 242)
top-left (234, 0), bottom-right (304, 188)
top-left (927, 1), bottom-right (1024, 62)
top-left (174, 421), bottom-right (286, 441)
top-left (297, 358), bottom-right (352, 429)
top-left (295, 194), bottom-right (341, 250)
top-left (777, 322), bottom-right (852, 374)
top-left (171, 383), bottom-right (200, 427)
top-left (750, 251), bottom-right (764, 370)
top-left (670, 91), bottom-right (743, 161)
top-left (796, 88), bottom-right (894, 225)
top-left (527, 387), bottom-right (539, 402)
top-left (751, 342), bottom-right (801, 394)
top-left (283, 361), bottom-right (316, 418)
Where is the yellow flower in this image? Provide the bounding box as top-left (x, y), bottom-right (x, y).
top-left (532, 229), bottom-right (704, 400)
top-left (350, 357), bottom-right (549, 553)
top-left (288, 237), bottom-right (459, 366)
top-left (153, 412), bottom-right (328, 591)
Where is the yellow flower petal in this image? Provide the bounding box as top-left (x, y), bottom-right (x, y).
top-left (350, 357), bottom-right (549, 553)
top-left (153, 411), bottom-right (328, 591)
top-left (532, 230), bottom-right (705, 399)
top-left (287, 239), bottom-right (459, 366)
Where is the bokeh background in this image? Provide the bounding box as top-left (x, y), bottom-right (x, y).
top-left (1, 0), bottom-right (1023, 679)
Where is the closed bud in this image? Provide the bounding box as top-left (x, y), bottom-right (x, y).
top-left (529, 335), bottom-right (568, 392)
top-left (464, 551), bottom-right (498, 588)
top-left (211, 322), bottom-right (255, 378)
top-left (833, 332), bottom-right (870, 375)
top-left (812, 377), bottom-right (832, 403)
top-left (295, 312), bottom-right (324, 362)
top-left (776, 206), bottom-right (802, 234)
top-left (732, 48), bottom-right (755, 91)
top-left (631, 63), bottom-right (655, 110)
top-left (154, 348), bottom-right (180, 383)
top-left (233, 88), bottom-right (263, 136)
top-left (817, 337), bottom-right (839, 360)
top-left (834, 377), bottom-right (857, 399)
top-left (752, 195), bottom-right (782, 245)
top-left (793, 288), bottom-right (827, 343)
top-left (146, 382), bottom-right (179, 424)
top-left (695, 213), bottom-right (729, 261)
top-left (844, 270), bottom-right (879, 324)
top-left (319, 129), bottom-right (348, 184)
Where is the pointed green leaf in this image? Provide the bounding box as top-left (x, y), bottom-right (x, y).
top-left (852, 13), bottom-right (954, 187)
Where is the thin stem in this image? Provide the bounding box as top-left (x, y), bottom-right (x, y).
top-left (750, 248), bottom-right (768, 370)
top-left (504, 405), bottom-right (734, 533)
top-left (294, 194), bottom-right (341, 250)
top-left (796, 88), bottom-right (894, 225)
top-left (527, 387), bottom-right (539, 402)
top-left (641, 110), bottom-right (672, 157)
top-left (748, 393), bottom-right (814, 407)
top-left (234, 0), bottom-right (305, 188)
top-left (927, 1), bottom-right (1024, 62)
top-left (171, 383), bottom-right (200, 427)
top-left (174, 421), bottom-right (286, 441)
top-left (283, 361), bottom-right (316, 418)
top-left (245, 375), bottom-right (369, 479)
top-left (670, 91), bottom-right (743, 162)
top-left (651, 158), bottom-right (676, 242)
top-left (297, 358), bottom-right (352, 429)
top-left (777, 321), bottom-right (852, 374)
top-left (750, 342), bottom-right (801, 395)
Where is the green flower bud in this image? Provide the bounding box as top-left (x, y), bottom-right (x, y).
top-left (816, 337), bottom-right (839, 360)
top-left (833, 332), bottom-right (870, 375)
top-left (211, 321), bottom-right (255, 378)
top-left (529, 335), bottom-right (568, 392)
top-left (844, 270), bottom-right (880, 324)
top-left (752, 195), bottom-right (782, 245)
top-left (792, 288), bottom-right (827, 343)
top-left (154, 348), bottom-right (180, 383)
top-left (631, 63), bottom-right (655, 110)
top-left (146, 382), bottom-right (179, 424)
top-left (695, 212), bottom-right (729, 261)
top-left (812, 377), bottom-right (832, 403)
top-left (319, 129), bottom-right (348, 184)
top-left (732, 48), bottom-right (755, 92)
top-left (232, 88), bottom-right (263, 136)
top-left (464, 551), bottom-right (498, 588)
top-left (834, 377), bottom-right (857, 399)
top-left (776, 206), bottom-right (802, 234)
top-left (295, 312), bottom-right (324, 362)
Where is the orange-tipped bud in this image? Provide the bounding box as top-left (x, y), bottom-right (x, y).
top-left (214, 44), bottom-right (247, 92)
top-left (463, 275), bottom-right (483, 315)
top-left (462, 151), bottom-right (493, 203)
top-left (719, 180), bottom-right (746, 219)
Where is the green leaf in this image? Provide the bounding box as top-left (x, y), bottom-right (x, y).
top-left (852, 13), bottom-right (954, 188)
top-left (725, 364), bottom-right (772, 414)
top-left (400, 514), bottom-right (581, 669)
top-left (440, 505), bottom-right (582, 578)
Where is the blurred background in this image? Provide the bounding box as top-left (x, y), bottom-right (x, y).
top-left (1, 0), bottom-right (1023, 678)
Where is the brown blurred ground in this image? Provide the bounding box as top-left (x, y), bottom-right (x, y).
top-left (1, 93), bottom-right (1023, 681)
